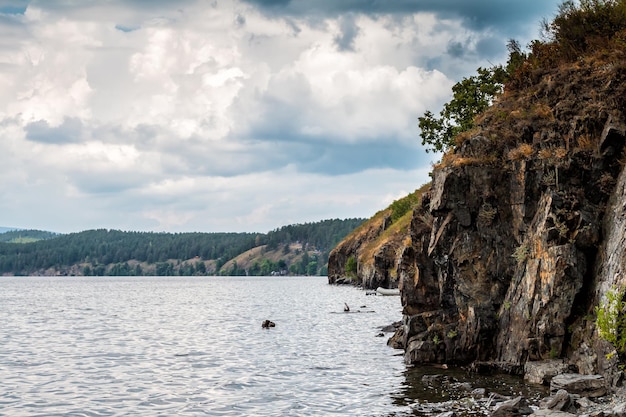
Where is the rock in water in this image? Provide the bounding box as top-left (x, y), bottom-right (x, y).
top-left (261, 320), bottom-right (275, 328)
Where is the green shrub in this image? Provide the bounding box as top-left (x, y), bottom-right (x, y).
top-left (596, 287), bottom-right (626, 354)
top-left (345, 255), bottom-right (357, 277)
top-left (389, 192), bottom-right (420, 224)
top-left (418, 66), bottom-right (507, 153)
top-left (512, 243), bottom-right (530, 264)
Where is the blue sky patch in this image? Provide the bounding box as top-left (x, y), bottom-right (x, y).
top-left (115, 24), bottom-right (140, 32)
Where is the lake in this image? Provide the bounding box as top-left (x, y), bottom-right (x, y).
top-left (0, 276), bottom-right (411, 416)
top-left (0, 276), bottom-right (546, 416)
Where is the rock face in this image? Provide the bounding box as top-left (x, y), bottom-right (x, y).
top-left (328, 54), bottom-right (626, 377)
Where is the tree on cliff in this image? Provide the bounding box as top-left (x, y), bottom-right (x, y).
top-left (417, 0), bottom-right (626, 155)
top-left (418, 66), bottom-right (506, 153)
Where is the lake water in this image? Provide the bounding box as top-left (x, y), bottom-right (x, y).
top-left (0, 276), bottom-right (410, 416)
top-left (0, 276), bottom-right (546, 416)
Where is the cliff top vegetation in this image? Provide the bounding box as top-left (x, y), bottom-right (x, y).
top-left (419, 0), bottom-right (626, 159)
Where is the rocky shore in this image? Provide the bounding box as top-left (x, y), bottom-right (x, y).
top-left (410, 367), bottom-right (626, 417)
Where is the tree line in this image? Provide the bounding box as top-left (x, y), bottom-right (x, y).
top-left (0, 218), bottom-right (364, 276)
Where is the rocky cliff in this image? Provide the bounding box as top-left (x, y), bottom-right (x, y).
top-left (328, 44), bottom-right (626, 377)
top-left (328, 185), bottom-right (428, 290)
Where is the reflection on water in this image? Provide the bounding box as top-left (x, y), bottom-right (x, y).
top-left (0, 276), bottom-right (548, 417)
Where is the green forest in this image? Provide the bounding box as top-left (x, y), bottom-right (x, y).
top-left (0, 218), bottom-right (364, 277)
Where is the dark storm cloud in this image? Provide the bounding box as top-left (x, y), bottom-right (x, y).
top-left (250, 121), bottom-right (424, 175)
top-left (446, 40), bottom-right (466, 58)
top-left (242, 0), bottom-right (558, 34)
top-left (25, 118), bottom-right (83, 144)
top-left (334, 14), bottom-right (360, 52)
top-left (298, 140), bottom-right (422, 175)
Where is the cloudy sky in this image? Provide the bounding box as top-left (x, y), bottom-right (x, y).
top-left (0, 0), bottom-right (560, 233)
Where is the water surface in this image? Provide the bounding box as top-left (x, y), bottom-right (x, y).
top-left (0, 276), bottom-right (547, 416)
top-left (0, 276), bottom-right (408, 416)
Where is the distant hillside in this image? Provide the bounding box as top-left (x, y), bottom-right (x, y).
top-left (0, 219), bottom-right (364, 276)
top-left (0, 227), bottom-right (18, 234)
top-left (0, 229), bottom-right (58, 243)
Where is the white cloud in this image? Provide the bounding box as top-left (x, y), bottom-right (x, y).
top-left (0, 0), bottom-right (551, 232)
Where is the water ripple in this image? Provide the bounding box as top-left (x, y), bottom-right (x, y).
top-left (0, 276), bottom-right (408, 416)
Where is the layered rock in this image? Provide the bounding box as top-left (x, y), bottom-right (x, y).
top-left (400, 101), bottom-right (626, 369)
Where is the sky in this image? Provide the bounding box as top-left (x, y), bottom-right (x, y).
top-left (0, 0), bottom-right (561, 234)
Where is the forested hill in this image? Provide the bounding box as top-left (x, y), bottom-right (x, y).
top-left (0, 229), bottom-right (58, 243)
top-left (0, 218), bottom-right (364, 276)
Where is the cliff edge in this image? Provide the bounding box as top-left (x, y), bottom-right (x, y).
top-left (329, 3), bottom-right (626, 379)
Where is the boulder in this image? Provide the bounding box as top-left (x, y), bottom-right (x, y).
top-left (471, 388), bottom-right (487, 398)
top-left (491, 396), bottom-right (533, 417)
top-left (421, 374), bottom-right (447, 385)
top-left (540, 389), bottom-right (575, 413)
top-left (381, 321), bottom-right (402, 333)
top-left (550, 374), bottom-right (606, 398)
top-left (525, 360), bottom-right (571, 385)
top-left (612, 402), bottom-right (626, 417)
top-left (387, 326), bottom-right (406, 349)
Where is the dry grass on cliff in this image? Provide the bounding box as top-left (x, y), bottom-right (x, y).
top-left (439, 47), bottom-right (626, 170)
top-left (357, 184), bottom-right (430, 268)
top-left (358, 210), bottom-right (413, 269)
top-left (434, 0), bottom-right (626, 171)
top-left (339, 183), bottom-right (430, 252)
top-left (439, 153), bottom-right (499, 168)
